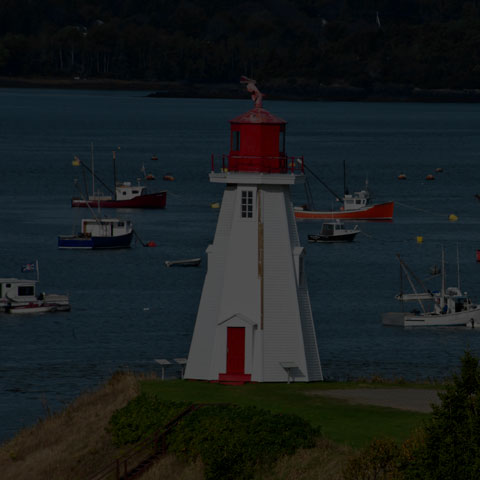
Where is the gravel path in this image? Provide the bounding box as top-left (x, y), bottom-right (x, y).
top-left (310, 388), bottom-right (442, 413)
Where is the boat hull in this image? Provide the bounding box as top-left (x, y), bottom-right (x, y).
top-left (71, 192), bottom-right (167, 209)
top-left (383, 308), bottom-right (480, 327)
top-left (58, 232), bottom-right (133, 249)
top-left (8, 303), bottom-right (56, 314)
top-left (295, 201), bottom-right (394, 221)
top-left (308, 232), bottom-right (359, 243)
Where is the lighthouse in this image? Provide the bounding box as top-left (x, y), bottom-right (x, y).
top-left (184, 78), bottom-right (322, 383)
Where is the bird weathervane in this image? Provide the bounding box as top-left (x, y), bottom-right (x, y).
top-left (240, 76), bottom-right (263, 108)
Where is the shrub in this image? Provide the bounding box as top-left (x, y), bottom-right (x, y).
top-left (405, 350), bottom-right (480, 479)
top-left (343, 437), bottom-right (404, 480)
top-left (168, 404), bottom-right (320, 480)
top-left (109, 398), bottom-right (320, 480)
top-left (108, 394), bottom-right (190, 446)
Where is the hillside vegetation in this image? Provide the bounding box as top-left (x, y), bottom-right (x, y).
top-left (2, 0), bottom-right (480, 93)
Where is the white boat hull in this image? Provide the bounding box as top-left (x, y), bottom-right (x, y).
top-left (383, 308), bottom-right (480, 327)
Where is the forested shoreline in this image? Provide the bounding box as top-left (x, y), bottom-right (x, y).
top-left (2, 1), bottom-right (480, 99)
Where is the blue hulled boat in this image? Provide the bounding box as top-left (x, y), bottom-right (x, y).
top-left (58, 218), bottom-right (133, 249)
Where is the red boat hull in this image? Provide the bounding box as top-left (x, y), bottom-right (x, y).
top-left (295, 201), bottom-right (394, 221)
top-left (71, 191), bottom-right (167, 209)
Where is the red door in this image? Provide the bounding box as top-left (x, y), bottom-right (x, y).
top-left (226, 327), bottom-right (245, 374)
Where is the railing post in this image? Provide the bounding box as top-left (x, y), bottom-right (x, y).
top-left (211, 153), bottom-right (214, 172)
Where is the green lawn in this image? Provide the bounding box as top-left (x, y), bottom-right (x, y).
top-left (140, 380), bottom-right (431, 448)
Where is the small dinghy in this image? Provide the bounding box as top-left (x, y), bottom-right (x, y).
top-left (165, 258), bottom-right (201, 267)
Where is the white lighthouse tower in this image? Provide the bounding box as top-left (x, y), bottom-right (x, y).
top-left (185, 79), bottom-right (322, 383)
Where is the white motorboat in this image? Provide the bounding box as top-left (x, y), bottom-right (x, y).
top-left (382, 248), bottom-right (480, 327)
top-left (0, 277), bottom-right (70, 314)
top-left (308, 220), bottom-right (360, 243)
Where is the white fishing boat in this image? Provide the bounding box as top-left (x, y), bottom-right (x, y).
top-left (382, 248), bottom-right (480, 327)
top-left (308, 220), bottom-right (360, 243)
top-left (0, 268), bottom-right (70, 314)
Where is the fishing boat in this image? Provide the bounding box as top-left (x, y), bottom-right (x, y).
top-left (294, 161), bottom-right (394, 221)
top-left (58, 217), bottom-right (134, 249)
top-left (71, 149), bottom-right (166, 209)
top-left (0, 273), bottom-right (70, 314)
top-left (382, 249), bottom-right (480, 327)
top-left (308, 221), bottom-right (360, 243)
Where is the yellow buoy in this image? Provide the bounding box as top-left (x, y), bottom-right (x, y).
top-left (416, 236), bottom-right (423, 244)
top-left (449, 214), bottom-right (458, 222)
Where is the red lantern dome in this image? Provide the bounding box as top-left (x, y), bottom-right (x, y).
top-left (228, 106), bottom-right (287, 173)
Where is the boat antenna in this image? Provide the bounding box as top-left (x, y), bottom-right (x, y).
top-left (113, 149), bottom-right (118, 195)
top-left (36, 259), bottom-right (39, 283)
top-left (91, 143), bottom-right (95, 200)
top-left (441, 245), bottom-right (446, 302)
top-left (457, 243), bottom-right (461, 291)
top-left (343, 159), bottom-right (349, 195)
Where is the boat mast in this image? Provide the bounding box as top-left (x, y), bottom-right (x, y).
top-left (396, 254), bottom-right (427, 313)
top-left (91, 142), bottom-right (95, 198)
top-left (343, 159), bottom-right (348, 195)
top-left (457, 243), bottom-right (461, 291)
top-left (112, 150), bottom-right (118, 200)
top-left (441, 246), bottom-right (446, 308)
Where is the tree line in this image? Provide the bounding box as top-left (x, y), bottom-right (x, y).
top-left (1, 0), bottom-right (480, 90)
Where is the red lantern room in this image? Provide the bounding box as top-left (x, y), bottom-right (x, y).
top-left (226, 77), bottom-right (287, 173)
top-left (229, 107), bottom-right (287, 173)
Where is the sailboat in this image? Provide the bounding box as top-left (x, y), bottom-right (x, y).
top-left (71, 148), bottom-right (166, 209)
top-left (382, 248), bottom-right (480, 327)
top-left (294, 160), bottom-right (394, 221)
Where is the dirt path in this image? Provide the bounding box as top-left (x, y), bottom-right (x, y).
top-left (310, 388), bottom-right (442, 413)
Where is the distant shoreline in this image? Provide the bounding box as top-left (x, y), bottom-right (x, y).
top-left (2, 76), bottom-right (480, 103)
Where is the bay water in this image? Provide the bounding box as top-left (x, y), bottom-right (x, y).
top-left (1, 88), bottom-right (480, 442)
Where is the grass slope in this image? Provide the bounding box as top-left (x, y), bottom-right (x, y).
top-left (141, 380), bottom-right (431, 448)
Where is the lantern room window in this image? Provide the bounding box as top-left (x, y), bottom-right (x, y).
top-left (241, 190), bottom-right (254, 218)
top-left (232, 131), bottom-right (241, 151)
top-left (279, 130), bottom-right (285, 153)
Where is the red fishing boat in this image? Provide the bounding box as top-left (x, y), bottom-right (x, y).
top-left (295, 188), bottom-right (394, 221)
top-left (295, 161), bottom-right (394, 221)
top-left (71, 150), bottom-right (167, 209)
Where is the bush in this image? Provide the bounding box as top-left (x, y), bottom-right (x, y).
top-left (168, 404), bottom-right (320, 480)
top-left (343, 437), bottom-right (404, 480)
top-left (405, 351), bottom-right (480, 479)
top-left (344, 351), bottom-right (480, 480)
top-left (108, 394), bottom-right (190, 446)
top-left (109, 398), bottom-right (320, 480)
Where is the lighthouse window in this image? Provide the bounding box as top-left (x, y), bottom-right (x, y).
top-left (279, 131), bottom-right (285, 153)
top-left (241, 190), bottom-right (254, 218)
top-left (233, 131), bottom-right (241, 151)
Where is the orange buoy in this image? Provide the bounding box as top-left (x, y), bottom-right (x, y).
top-left (425, 174), bottom-right (435, 180)
top-left (398, 173), bottom-right (407, 180)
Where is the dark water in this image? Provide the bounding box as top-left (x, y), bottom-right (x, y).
top-left (1, 88), bottom-right (480, 442)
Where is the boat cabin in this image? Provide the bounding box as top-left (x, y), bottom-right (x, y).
top-left (115, 182), bottom-right (147, 200)
top-left (0, 278), bottom-right (38, 303)
top-left (320, 222), bottom-right (347, 236)
top-left (81, 218), bottom-right (133, 237)
top-left (343, 189), bottom-right (369, 211)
